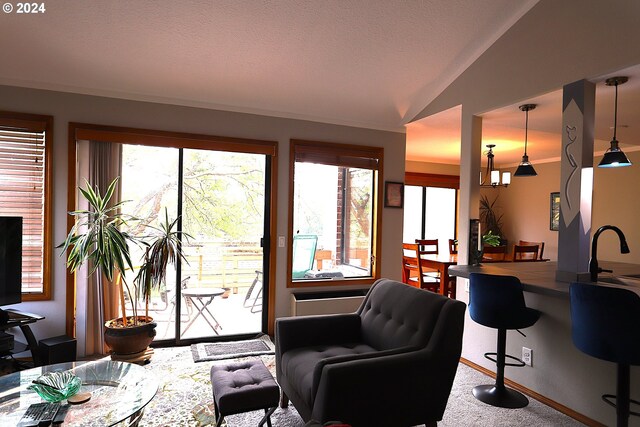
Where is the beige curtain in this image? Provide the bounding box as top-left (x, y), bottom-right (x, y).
top-left (81, 140), bottom-right (122, 356)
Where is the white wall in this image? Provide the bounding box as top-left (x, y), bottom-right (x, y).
top-left (0, 84), bottom-right (406, 344)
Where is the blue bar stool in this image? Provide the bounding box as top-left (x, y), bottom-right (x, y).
top-left (469, 273), bottom-right (540, 408)
top-left (570, 282), bottom-right (640, 427)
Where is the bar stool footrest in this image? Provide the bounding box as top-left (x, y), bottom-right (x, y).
top-left (483, 352), bottom-right (526, 367)
top-left (602, 394), bottom-right (640, 417)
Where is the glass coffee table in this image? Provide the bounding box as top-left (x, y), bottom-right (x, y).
top-left (0, 360), bottom-right (158, 426)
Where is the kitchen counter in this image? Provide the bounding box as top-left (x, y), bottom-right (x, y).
top-left (449, 261), bottom-right (640, 297)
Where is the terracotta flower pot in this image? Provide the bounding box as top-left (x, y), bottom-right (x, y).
top-left (104, 316), bottom-right (157, 356)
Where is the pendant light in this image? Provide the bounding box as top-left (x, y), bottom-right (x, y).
top-left (514, 104), bottom-right (537, 177)
top-left (599, 76), bottom-right (632, 168)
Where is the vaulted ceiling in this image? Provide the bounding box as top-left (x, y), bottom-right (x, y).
top-left (4, 1), bottom-right (637, 168)
top-left (0, 0), bottom-right (537, 132)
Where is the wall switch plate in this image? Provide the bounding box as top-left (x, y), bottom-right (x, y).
top-left (278, 236), bottom-right (286, 247)
top-left (522, 347), bottom-right (532, 366)
top-left (465, 281), bottom-right (470, 292)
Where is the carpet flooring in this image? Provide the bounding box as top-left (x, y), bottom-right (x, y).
top-left (140, 346), bottom-right (584, 426)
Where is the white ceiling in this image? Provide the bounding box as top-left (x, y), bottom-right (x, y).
top-left (407, 63), bottom-right (640, 166)
top-left (0, 0), bottom-right (538, 132)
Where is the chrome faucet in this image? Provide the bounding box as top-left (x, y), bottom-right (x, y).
top-left (589, 225), bottom-right (630, 282)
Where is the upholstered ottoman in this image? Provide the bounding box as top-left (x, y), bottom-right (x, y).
top-left (210, 359), bottom-right (279, 427)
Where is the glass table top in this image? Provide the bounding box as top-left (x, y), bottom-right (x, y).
top-left (0, 360), bottom-right (158, 426)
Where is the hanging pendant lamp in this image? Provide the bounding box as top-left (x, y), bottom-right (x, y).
top-left (599, 76), bottom-right (632, 168)
top-left (514, 104), bottom-right (537, 177)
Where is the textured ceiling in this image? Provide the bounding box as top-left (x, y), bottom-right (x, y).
top-left (0, 0), bottom-right (537, 132)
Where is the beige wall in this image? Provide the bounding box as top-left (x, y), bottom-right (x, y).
top-left (592, 150), bottom-right (640, 264)
top-left (494, 149), bottom-right (640, 264)
top-left (0, 84), bottom-right (406, 347)
top-left (490, 161), bottom-right (561, 261)
top-left (405, 160), bottom-right (459, 175)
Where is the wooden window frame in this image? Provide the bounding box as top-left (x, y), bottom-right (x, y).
top-left (66, 123), bottom-right (278, 336)
top-left (404, 171), bottom-right (460, 242)
top-left (405, 172), bottom-right (459, 189)
top-left (0, 111), bottom-right (53, 301)
top-left (287, 139), bottom-right (383, 288)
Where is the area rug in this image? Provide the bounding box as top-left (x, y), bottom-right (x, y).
top-left (191, 334), bottom-right (275, 362)
top-left (141, 346), bottom-right (584, 427)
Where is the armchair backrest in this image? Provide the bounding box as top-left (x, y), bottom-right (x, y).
top-left (357, 278), bottom-right (453, 351)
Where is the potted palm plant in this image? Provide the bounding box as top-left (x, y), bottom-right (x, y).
top-left (59, 178), bottom-right (188, 359)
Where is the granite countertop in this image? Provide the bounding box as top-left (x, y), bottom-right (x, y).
top-left (448, 261), bottom-right (640, 298)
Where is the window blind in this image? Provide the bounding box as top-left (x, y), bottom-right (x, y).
top-left (292, 139), bottom-right (382, 170)
top-left (0, 127), bottom-right (46, 293)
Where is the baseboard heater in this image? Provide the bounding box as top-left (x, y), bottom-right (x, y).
top-left (291, 289), bottom-right (368, 317)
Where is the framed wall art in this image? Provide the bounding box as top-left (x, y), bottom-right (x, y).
top-left (550, 192), bottom-right (560, 231)
top-left (384, 181), bottom-right (404, 208)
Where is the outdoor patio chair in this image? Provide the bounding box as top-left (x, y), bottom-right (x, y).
top-left (243, 270), bottom-right (263, 313)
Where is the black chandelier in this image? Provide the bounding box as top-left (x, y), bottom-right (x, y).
top-left (480, 144), bottom-right (510, 188)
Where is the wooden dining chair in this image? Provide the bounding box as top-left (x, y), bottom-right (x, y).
top-left (448, 239), bottom-right (458, 255)
top-left (415, 239), bottom-right (441, 283)
top-left (402, 243), bottom-right (439, 293)
top-left (482, 245), bottom-right (508, 262)
top-left (416, 239), bottom-right (439, 255)
top-left (402, 243), bottom-right (422, 288)
top-left (518, 240), bottom-right (545, 260)
top-left (512, 244), bottom-right (540, 261)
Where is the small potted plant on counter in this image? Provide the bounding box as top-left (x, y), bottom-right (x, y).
top-left (470, 231), bottom-right (502, 266)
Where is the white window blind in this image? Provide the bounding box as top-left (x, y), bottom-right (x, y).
top-left (0, 127), bottom-right (46, 293)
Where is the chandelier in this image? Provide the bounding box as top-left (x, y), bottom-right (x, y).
top-left (480, 144), bottom-right (510, 188)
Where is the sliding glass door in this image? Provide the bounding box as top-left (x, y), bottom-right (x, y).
top-left (179, 148), bottom-right (265, 340)
top-left (120, 145), bottom-right (267, 343)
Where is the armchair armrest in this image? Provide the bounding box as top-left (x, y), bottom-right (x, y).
top-left (275, 313), bottom-right (362, 356)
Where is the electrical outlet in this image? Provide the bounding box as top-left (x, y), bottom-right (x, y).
top-left (522, 347), bottom-right (532, 366)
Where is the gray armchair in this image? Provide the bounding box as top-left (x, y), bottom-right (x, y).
top-left (275, 278), bottom-right (466, 427)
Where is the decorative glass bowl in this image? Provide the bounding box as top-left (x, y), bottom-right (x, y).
top-left (28, 370), bottom-right (82, 402)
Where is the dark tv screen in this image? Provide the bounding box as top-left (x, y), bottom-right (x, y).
top-left (0, 217), bottom-right (22, 306)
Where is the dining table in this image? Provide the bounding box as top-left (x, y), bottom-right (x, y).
top-left (419, 253), bottom-right (458, 298)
